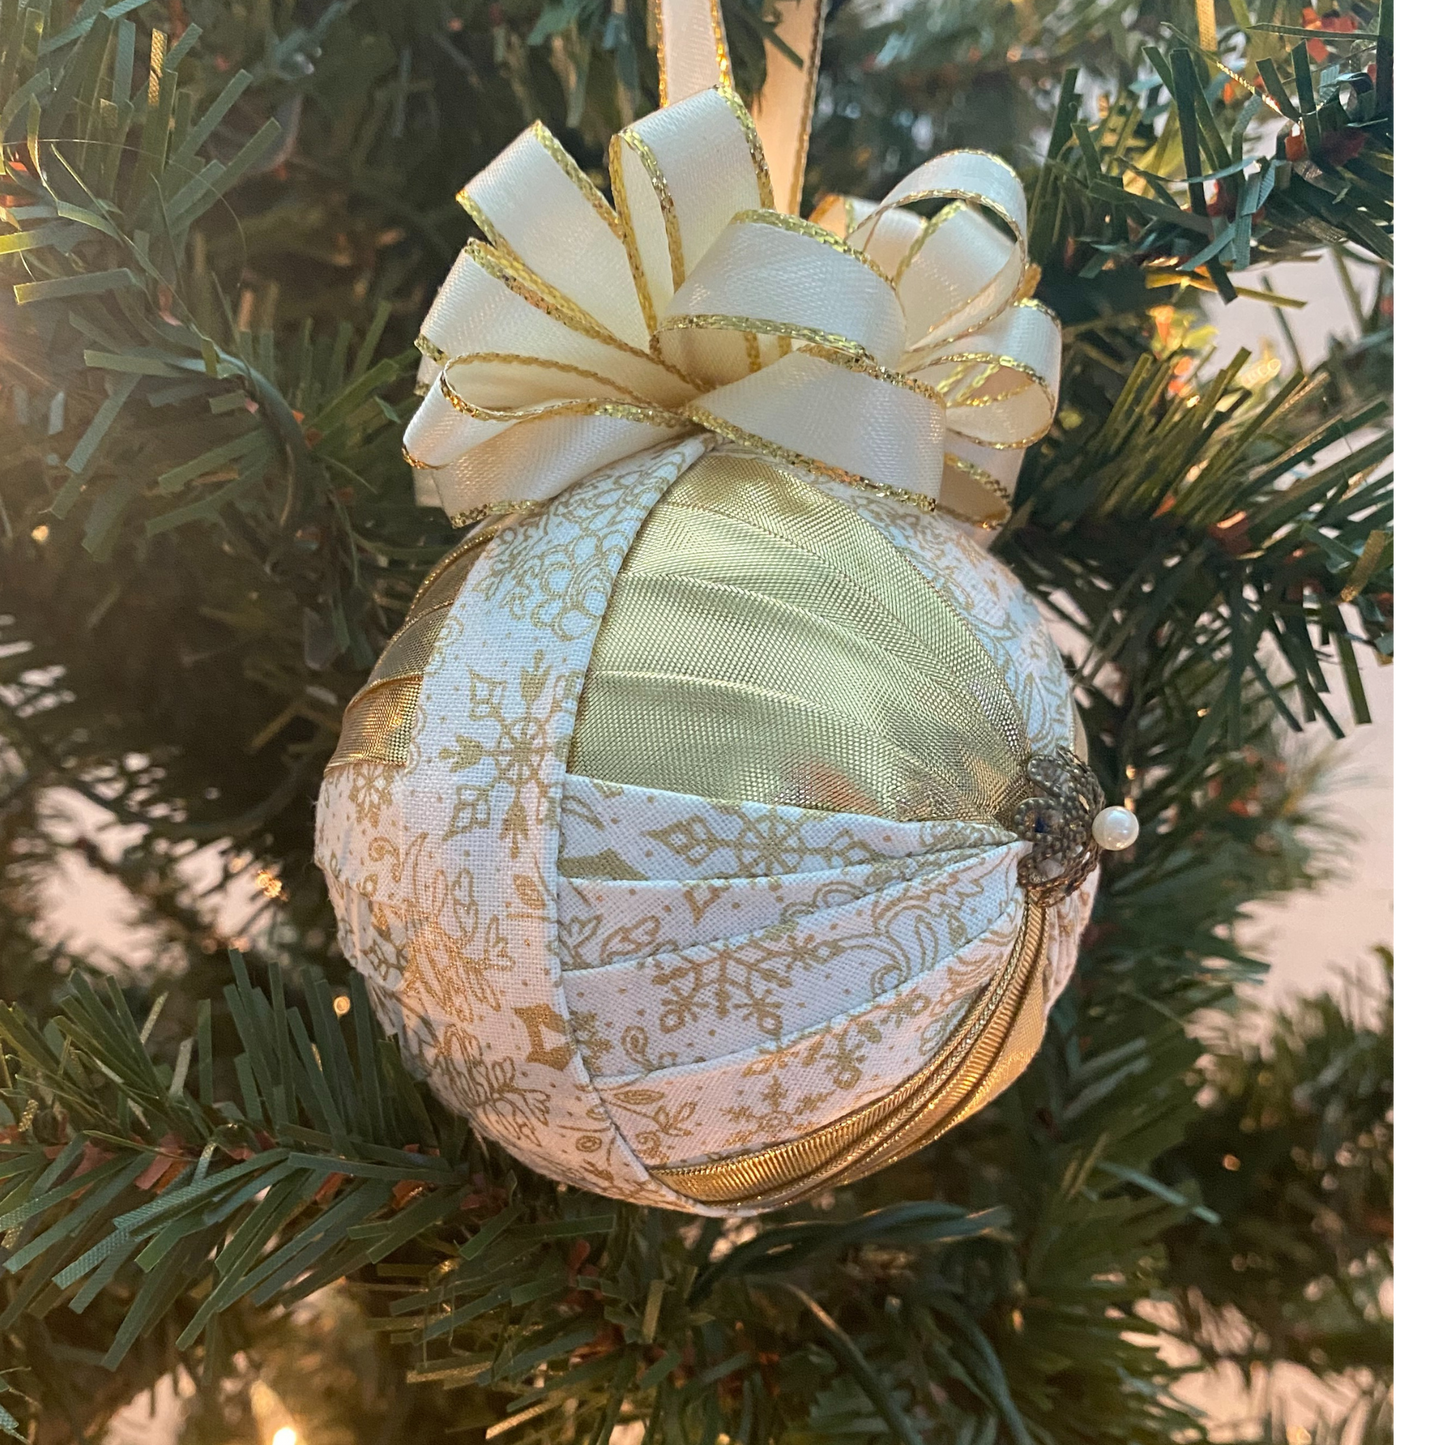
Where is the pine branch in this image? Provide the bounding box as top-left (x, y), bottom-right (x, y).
top-left (1160, 953), bottom-right (1392, 1375)
top-left (815, 3), bottom-right (1390, 277)
top-left (0, 735), bottom-right (1379, 1438)
top-left (0, 928), bottom-right (1233, 1443)
top-left (1028, 36), bottom-right (1391, 289)
top-left (1004, 315), bottom-right (1392, 764)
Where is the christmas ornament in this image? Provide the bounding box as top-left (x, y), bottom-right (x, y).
top-left (315, 0), bottom-right (1135, 1214)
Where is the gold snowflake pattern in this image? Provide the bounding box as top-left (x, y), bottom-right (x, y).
top-left (719, 1075), bottom-right (835, 1151)
top-left (345, 761), bottom-right (395, 828)
top-left (653, 932), bottom-right (843, 1040)
top-left (441, 652), bottom-right (583, 854)
top-left (643, 806), bottom-right (897, 879)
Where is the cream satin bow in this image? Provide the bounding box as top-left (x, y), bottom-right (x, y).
top-left (402, 0), bottom-right (1061, 527)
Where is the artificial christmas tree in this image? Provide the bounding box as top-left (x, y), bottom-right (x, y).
top-left (1, 1), bottom-right (1391, 1441)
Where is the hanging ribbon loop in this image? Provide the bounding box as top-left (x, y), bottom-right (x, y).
top-left (403, 0), bottom-right (1061, 527)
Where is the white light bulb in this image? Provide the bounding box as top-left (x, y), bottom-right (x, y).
top-left (1091, 805), bottom-right (1139, 852)
top-left (272, 1429), bottom-right (299, 1445)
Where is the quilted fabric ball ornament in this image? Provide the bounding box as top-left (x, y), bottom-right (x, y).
top-left (315, 0), bottom-right (1134, 1215)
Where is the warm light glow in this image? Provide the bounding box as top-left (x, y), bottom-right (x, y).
top-left (1239, 354), bottom-right (1282, 390)
top-left (255, 867), bottom-right (287, 900)
top-left (249, 1378), bottom-right (298, 1445)
top-left (332, 993), bottom-right (352, 1016)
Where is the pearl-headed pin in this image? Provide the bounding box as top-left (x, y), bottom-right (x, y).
top-left (1091, 805), bottom-right (1139, 851)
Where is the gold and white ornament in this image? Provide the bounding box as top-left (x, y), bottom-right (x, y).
top-left (315, 0), bottom-right (1134, 1215)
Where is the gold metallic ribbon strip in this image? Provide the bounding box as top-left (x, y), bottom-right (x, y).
top-left (329, 518), bottom-right (522, 768)
top-left (570, 452), bottom-right (1033, 821)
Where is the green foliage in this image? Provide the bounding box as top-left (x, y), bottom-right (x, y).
top-left (1162, 953), bottom-right (1393, 1384)
top-left (816, 1), bottom-right (1392, 280)
top-left (0, 0), bottom-right (1391, 1441)
top-left (1007, 324), bottom-right (1392, 763)
top-left (1026, 37), bottom-right (1392, 296)
top-left (0, 920), bottom-right (1341, 1444)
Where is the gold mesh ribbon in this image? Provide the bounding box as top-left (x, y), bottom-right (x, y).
top-left (570, 452), bottom-right (1034, 823)
top-left (402, 0), bottom-right (1061, 528)
top-left (330, 520), bottom-right (518, 767)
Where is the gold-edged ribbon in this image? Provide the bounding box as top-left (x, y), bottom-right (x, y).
top-left (404, 0), bottom-right (1061, 527)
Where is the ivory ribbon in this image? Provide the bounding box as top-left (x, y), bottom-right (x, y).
top-left (404, 0), bottom-right (1060, 528)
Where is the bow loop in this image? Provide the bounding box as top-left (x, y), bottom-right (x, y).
top-left (658, 210), bottom-right (906, 385)
top-left (853, 150), bottom-right (1028, 255)
top-left (459, 122), bottom-right (647, 349)
top-left (609, 89), bottom-right (772, 330)
top-left (847, 151), bottom-right (1029, 354)
top-left (913, 298), bottom-right (1062, 449)
top-left (687, 346), bottom-right (946, 505)
top-left (893, 202), bottom-right (1024, 350)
